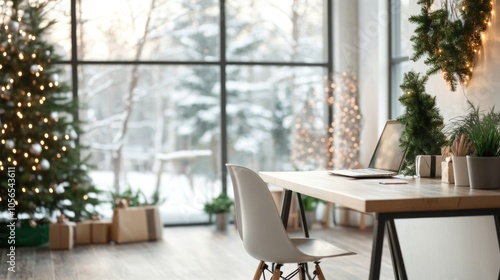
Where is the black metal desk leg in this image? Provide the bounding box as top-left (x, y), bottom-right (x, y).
top-left (296, 193), bottom-right (310, 238)
top-left (494, 213), bottom-right (500, 280)
top-left (387, 219), bottom-right (407, 280)
top-left (386, 221), bottom-right (399, 280)
top-left (369, 213), bottom-right (387, 280)
top-left (280, 190), bottom-right (293, 229)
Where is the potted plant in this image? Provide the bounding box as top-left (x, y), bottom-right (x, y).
top-left (465, 108), bottom-right (500, 189)
top-left (301, 195), bottom-right (320, 229)
top-left (444, 103), bottom-right (482, 186)
top-left (203, 193), bottom-right (234, 231)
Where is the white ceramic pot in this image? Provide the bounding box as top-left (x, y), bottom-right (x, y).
top-left (452, 156), bottom-right (469, 186)
top-left (467, 156), bottom-right (500, 189)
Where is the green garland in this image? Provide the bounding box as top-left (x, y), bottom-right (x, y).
top-left (410, 0), bottom-right (493, 91)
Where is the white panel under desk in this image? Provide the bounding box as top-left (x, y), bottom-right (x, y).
top-left (396, 216), bottom-right (500, 280)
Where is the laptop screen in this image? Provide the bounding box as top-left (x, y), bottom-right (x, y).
top-left (368, 120), bottom-right (406, 172)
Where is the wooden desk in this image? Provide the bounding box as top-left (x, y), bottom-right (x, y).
top-left (259, 171), bottom-right (500, 280)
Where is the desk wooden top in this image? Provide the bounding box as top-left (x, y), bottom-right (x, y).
top-left (259, 171), bottom-right (500, 213)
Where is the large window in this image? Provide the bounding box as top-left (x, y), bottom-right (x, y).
top-left (46, 0), bottom-right (333, 224)
top-left (390, 0), bottom-right (410, 118)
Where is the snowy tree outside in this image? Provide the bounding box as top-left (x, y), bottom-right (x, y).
top-left (32, 0), bottom-right (331, 225)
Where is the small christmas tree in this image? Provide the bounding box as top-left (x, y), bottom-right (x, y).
top-left (0, 0), bottom-right (100, 223)
top-left (330, 71), bottom-right (361, 170)
top-left (397, 71), bottom-right (447, 175)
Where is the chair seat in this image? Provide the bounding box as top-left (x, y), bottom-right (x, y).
top-left (291, 238), bottom-right (354, 262)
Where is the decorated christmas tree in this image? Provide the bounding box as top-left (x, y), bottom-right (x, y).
top-left (0, 0), bottom-right (100, 223)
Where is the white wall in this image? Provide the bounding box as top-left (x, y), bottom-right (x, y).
top-left (395, 1), bottom-right (500, 279)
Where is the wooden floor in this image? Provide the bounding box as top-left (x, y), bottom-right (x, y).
top-left (0, 225), bottom-right (395, 280)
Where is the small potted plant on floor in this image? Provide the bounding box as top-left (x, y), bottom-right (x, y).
top-left (302, 195), bottom-right (320, 229)
top-left (465, 107), bottom-right (500, 189)
top-left (204, 193), bottom-right (234, 231)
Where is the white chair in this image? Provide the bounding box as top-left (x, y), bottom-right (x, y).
top-left (226, 164), bottom-right (355, 280)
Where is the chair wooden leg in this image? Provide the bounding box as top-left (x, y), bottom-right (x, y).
top-left (314, 262), bottom-right (326, 280)
top-left (253, 261), bottom-right (266, 280)
top-left (298, 263), bottom-right (305, 280)
top-left (271, 265), bottom-right (282, 280)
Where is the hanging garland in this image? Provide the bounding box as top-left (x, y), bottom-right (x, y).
top-left (409, 0), bottom-right (493, 91)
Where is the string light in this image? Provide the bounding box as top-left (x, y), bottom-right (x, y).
top-left (330, 71), bottom-right (361, 169)
top-left (291, 87), bottom-right (327, 171)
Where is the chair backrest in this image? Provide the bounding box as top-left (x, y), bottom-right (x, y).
top-left (226, 164), bottom-right (305, 263)
top-left (226, 165), bottom-right (243, 240)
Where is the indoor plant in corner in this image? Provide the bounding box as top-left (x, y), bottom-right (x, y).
top-left (204, 193), bottom-right (234, 231)
top-left (302, 195), bottom-right (321, 229)
top-left (465, 108), bottom-right (500, 189)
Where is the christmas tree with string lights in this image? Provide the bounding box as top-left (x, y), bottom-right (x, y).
top-left (291, 88), bottom-right (327, 171)
top-left (0, 0), bottom-right (100, 224)
top-left (330, 71), bottom-right (361, 170)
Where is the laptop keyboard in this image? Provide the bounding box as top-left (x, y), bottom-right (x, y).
top-left (352, 168), bottom-right (393, 175)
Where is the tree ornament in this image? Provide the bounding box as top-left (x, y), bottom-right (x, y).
top-left (67, 127), bottom-right (78, 139)
top-left (49, 73), bottom-right (59, 83)
top-left (50, 111), bottom-right (59, 120)
top-left (5, 139), bottom-right (15, 149)
top-left (0, 42), bottom-right (7, 52)
top-left (409, 0), bottom-right (493, 91)
top-left (4, 74), bottom-right (13, 84)
top-left (30, 143), bottom-right (42, 155)
top-left (8, 21), bottom-right (20, 33)
top-left (30, 64), bottom-right (39, 74)
top-left (39, 158), bottom-right (50, 170)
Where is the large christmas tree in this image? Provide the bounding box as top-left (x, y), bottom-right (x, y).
top-left (0, 0), bottom-right (99, 223)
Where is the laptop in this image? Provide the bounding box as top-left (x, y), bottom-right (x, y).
top-left (328, 120), bottom-right (406, 178)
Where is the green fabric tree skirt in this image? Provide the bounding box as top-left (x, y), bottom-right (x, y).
top-left (0, 223), bottom-right (49, 247)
